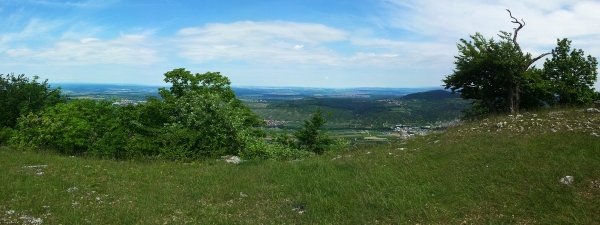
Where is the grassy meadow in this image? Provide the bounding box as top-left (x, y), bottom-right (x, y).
top-left (2, 107), bottom-right (600, 224)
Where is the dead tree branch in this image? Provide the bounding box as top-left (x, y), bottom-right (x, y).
top-left (506, 9), bottom-right (550, 69)
top-left (506, 9), bottom-right (525, 49)
top-left (525, 52), bottom-right (552, 70)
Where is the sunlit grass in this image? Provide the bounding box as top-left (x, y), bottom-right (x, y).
top-left (1, 107), bottom-right (600, 224)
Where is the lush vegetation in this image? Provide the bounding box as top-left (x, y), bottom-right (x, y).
top-left (251, 90), bottom-right (470, 129)
top-left (5, 69), bottom-right (345, 161)
top-left (2, 107), bottom-right (599, 224)
top-left (444, 10), bottom-right (598, 117)
top-left (0, 73), bottom-right (67, 145)
top-left (1, 11), bottom-right (599, 223)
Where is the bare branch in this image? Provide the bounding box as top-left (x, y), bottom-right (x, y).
top-left (531, 52), bottom-right (551, 63)
top-left (525, 52), bottom-right (551, 69)
top-left (506, 9), bottom-right (525, 48)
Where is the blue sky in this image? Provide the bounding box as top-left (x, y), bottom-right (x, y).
top-left (1, 0), bottom-right (599, 88)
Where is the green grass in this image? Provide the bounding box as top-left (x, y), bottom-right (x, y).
top-left (2, 107), bottom-right (600, 224)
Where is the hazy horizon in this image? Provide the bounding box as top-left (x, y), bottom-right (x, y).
top-left (50, 82), bottom-right (444, 90)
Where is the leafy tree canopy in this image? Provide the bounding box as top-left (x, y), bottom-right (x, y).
top-left (0, 73), bottom-right (66, 128)
top-left (444, 9), bottom-right (598, 117)
top-left (543, 38), bottom-right (599, 106)
top-left (294, 108), bottom-right (333, 154)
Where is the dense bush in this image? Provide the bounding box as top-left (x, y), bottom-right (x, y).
top-left (0, 127), bottom-right (14, 145)
top-left (9, 69), bottom-right (320, 161)
top-left (8, 69), bottom-right (349, 161)
top-left (10, 99), bottom-right (120, 156)
top-left (238, 136), bottom-right (309, 160)
top-left (0, 73), bottom-right (66, 145)
top-left (294, 108), bottom-right (333, 154)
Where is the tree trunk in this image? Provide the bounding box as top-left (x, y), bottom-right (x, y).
top-left (479, 94), bottom-right (497, 114)
top-left (506, 9), bottom-right (548, 113)
top-left (506, 84), bottom-right (514, 113)
top-left (511, 84), bottom-right (521, 113)
top-left (505, 83), bottom-right (521, 113)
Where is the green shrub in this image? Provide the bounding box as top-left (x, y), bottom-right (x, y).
top-left (239, 136), bottom-right (309, 160)
top-left (8, 68), bottom-right (321, 161)
top-left (0, 127), bottom-right (14, 145)
top-left (0, 73), bottom-right (66, 129)
top-left (10, 99), bottom-right (119, 155)
top-left (294, 108), bottom-right (333, 154)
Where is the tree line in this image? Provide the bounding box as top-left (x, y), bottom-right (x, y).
top-left (444, 10), bottom-right (598, 118)
top-left (1, 69), bottom-right (346, 161)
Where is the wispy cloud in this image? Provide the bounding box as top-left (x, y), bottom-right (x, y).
top-left (4, 34), bottom-right (160, 66)
top-left (382, 0), bottom-right (600, 51)
top-left (174, 21), bottom-right (348, 65)
top-left (59, 21), bottom-right (106, 40)
top-left (0, 18), bottom-right (64, 50)
top-left (379, 0), bottom-right (600, 81)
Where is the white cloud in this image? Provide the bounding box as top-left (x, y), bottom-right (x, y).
top-left (348, 37), bottom-right (455, 73)
top-left (3, 34), bottom-right (160, 66)
top-left (348, 52), bottom-right (408, 67)
top-left (174, 21), bottom-right (348, 65)
top-left (379, 0), bottom-right (600, 88)
top-left (382, 0), bottom-right (600, 51)
top-left (177, 21), bottom-right (347, 44)
top-left (60, 22), bottom-right (106, 40)
top-left (80, 37), bottom-right (99, 43)
top-left (0, 18), bottom-right (63, 46)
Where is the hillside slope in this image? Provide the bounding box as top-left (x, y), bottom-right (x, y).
top-left (1, 107), bottom-right (599, 224)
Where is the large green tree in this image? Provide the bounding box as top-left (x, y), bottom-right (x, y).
top-left (127, 68), bottom-right (265, 159)
top-left (444, 10), bottom-right (551, 114)
top-left (543, 38), bottom-right (598, 106)
top-left (157, 68), bottom-right (262, 128)
top-left (0, 73), bottom-right (65, 128)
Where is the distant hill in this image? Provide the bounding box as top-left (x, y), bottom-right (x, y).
top-left (400, 89), bottom-right (459, 100)
top-left (51, 84), bottom-right (470, 127)
top-left (248, 89), bottom-right (471, 128)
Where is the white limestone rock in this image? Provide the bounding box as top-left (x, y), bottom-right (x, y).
top-left (559, 176), bottom-right (574, 186)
